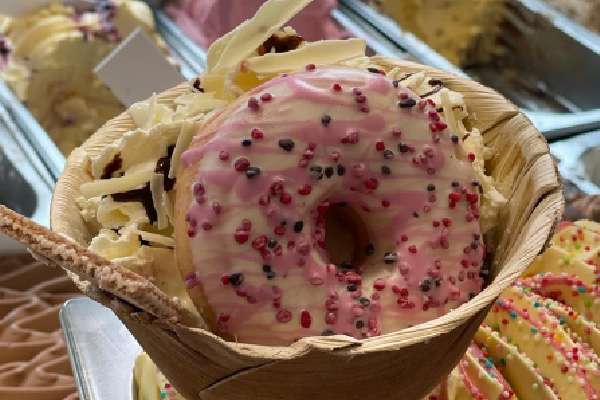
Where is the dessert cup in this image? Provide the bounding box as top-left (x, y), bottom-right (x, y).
top-left (34, 56), bottom-right (564, 399)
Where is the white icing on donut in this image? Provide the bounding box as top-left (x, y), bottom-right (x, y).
top-left (180, 66), bottom-right (484, 345)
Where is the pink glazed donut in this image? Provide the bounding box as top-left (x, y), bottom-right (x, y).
top-left (175, 66), bottom-right (485, 346)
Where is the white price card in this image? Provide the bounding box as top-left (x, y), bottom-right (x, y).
top-left (94, 27), bottom-right (185, 106)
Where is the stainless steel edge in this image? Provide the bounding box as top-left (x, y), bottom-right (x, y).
top-left (0, 102), bottom-right (52, 226)
top-left (60, 298), bottom-right (142, 400)
top-left (338, 0), bottom-right (600, 139)
top-left (0, 81), bottom-right (65, 181)
top-left (154, 9), bottom-right (207, 75)
top-left (550, 131), bottom-right (600, 194)
top-left (331, 7), bottom-right (411, 60)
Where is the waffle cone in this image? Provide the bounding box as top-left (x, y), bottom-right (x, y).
top-left (1, 58), bottom-right (563, 400)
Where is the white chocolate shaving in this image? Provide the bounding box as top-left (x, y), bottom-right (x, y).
top-left (80, 168), bottom-right (153, 199)
top-left (244, 39), bottom-right (367, 74)
top-left (209, 0), bottom-right (314, 72)
top-left (169, 120), bottom-right (197, 179)
top-left (150, 173), bottom-right (169, 230)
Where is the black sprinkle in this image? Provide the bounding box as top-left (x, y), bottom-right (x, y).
top-left (365, 243), bottom-right (375, 256)
top-left (268, 239), bottom-right (278, 249)
top-left (383, 252), bottom-right (397, 264)
top-left (451, 135), bottom-right (459, 144)
top-left (471, 241), bottom-right (479, 249)
top-left (419, 279), bottom-right (432, 292)
top-left (337, 164), bottom-right (346, 176)
top-left (338, 261), bottom-right (353, 270)
top-left (428, 79), bottom-right (443, 86)
top-left (359, 297), bottom-right (370, 307)
top-left (427, 183), bottom-right (436, 191)
top-left (321, 115), bottom-right (332, 127)
top-left (241, 139), bottom-right (252, 147)
top-left (473, 233), bottom-right (481, 240)
top-left (347, 284), bottom-right (358, 292)
top-left (451, 181), bottom-right (459, 188)
top-left (263, 265), bottom-right (272, 273)
top-left (229, 273), bottom-right (244, 287)
top-left (245, 166), bottom-right (261, 179)
top-left (266, 271), bottom-right (276, 280)
top-left (392, 80), bottom-right (399, 88)
top-left (381, 165), bottom-right (391, 176)
top-left (322, 329), bottom-right (336, 336)
top-left (367, 67), bottom-right (380, 73)
top-left (355, 320), bottom-right (365, 329)
top-left (383, 149), bottom-right (394, 160)
top-left (469, 292), bottom-right (477, 300)
top-left (398, 98), bottom-right (417, 108)
top-left (398, 143), bottom-right (409, 153)
top-left (324, 166), bottom-right (334, 178)
top-left (278, 138), bottom-right (295, 152)
top-left (413, 212), bottom-right (420, 218)
top-left (310, 165), bottom-right (324, 180)
top-left (398, 73), bottom-right (413, 82)
top-left (294, 221), bottom-right (304, 233)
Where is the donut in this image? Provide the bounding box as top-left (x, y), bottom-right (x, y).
top-left (175, 66), bottom-right (485, 345)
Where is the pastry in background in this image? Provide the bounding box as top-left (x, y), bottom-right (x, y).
top-left (368, 0), bottom-right (505, 67)
top-left (565, 194), bottom-right (600, 222)
top-left (164, 0), bottom-right (347, 48)
top-left (0, 0), bottom-right (169, 155)
top-left (544, 0), bottom-right (600, 33)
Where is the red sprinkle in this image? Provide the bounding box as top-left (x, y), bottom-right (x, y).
top-left (408, 245), bottom-right (417, 254)
top-left (364, 178), bottom-right (379, 190)
top-left (300, 310), bottom-right (312, 328)
top-left (241, 219), bottom-right (252, 230)
top-left (306, 64), bottom-right (316, 71)
top-left (274, 225), bottom-right (286, 236)
top-left (448, 192), bottom-right (462, 202)
top-left (466, 193), bottom-right (479, 204)
top-left (332, 83), bottom-right (342, 92)
top-left (212, 202), bottom-right (222, 214)
top-left (373, 279), bottom-right (386, 291)
top-left (202, 222), bottom-right (213, 231)
top-left (218, 151), bottom-right (229, 161)
top-left (468, 152), bottom-right (476, 162)
top-left (280, 192), bottom-right (292, 205)
top-left (221, 275), bottom-right (230, 285)
top-left (276, 309), bottom-right (292, 323)
top-left (234, 230), bottom-right (249, 244)
top-left (442, 218), bottom-right (452, 227)
top-left (401, 234), bottom-right (408, 242)
top-left (260, 93), bottom-right (273, 102)
top-left (381, 200), bottom-right (390, 208)
top-left (392, 129), bottom-right (402, 137)
top-left (234, 158), bottom-right (250, 172)
top-left (375, 140), bottom-right (385, 151)
top-left (298, 184), bottom-right (312, 195)
top-left (247, 97), bottom-right (260, 111)
top-left (251, 128), bottom-right (264, 139)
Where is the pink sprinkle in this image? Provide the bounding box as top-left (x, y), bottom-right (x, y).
top-left (325, 312), bottom-right (337, 324)
top-left (218, 151), bottom-right (229, 161)
top-left (300, 310), bottom-right (312, 328)
top-left (392, 129), bottom-right (402, 137)
top-left (259, 195), bottom-right (270, 206)
top-left (360, 106), bottom-right (370, 113)
top-left (375, 140), bottom-right (385, 151)
top-left (399, 93), bottom-right (409, 100)
top-left (193, 183), bottom-right (205, 196)
top-left (212, 202), bottom-right (222, 214)
top-left (401, 234), bottom-right (408, 242)
top-left (276, 309), bottom-right (292, 323)
top-left (218, 313), bottom-right (230, 322)
top-left (298, 184), bottom-right (312, 195)
top-left (408, 245), bottom-right (417, 254)
top-left (442, 218), bottom-right (452, 227)
top-left (202, 222), bottom-right (212, 231)
top-left (274, 225), bottom-right (286, 236)
top-left (252, 235), bottom-right (267, 250)
top-left (260, 93), bottom-right (273, 102)
top-left (306, 64), bottom-right (316, 71)
top-left (187, 228), bottom-right (196, 238)
top-left (352, 88), bottom-right (362, 95)
top-left (251, 128), bottom-right (264, 139)
top-left (329, 150), bottom-right (341, 162)
top-left (332, 83), bottom-right (342, 92)
top-left (356, 95), bottom-right (367, 104)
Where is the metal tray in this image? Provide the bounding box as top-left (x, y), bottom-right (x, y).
top-left (0, 102), bottom-right (52, 226)
top-left (0, 8), bottom-right (206, 182)
top-left (550, 130), bottom-right (600, 195)
top-left (60, 297), bottom-right (141, 400)
top-left (339, 0), bottom-right (600, 140)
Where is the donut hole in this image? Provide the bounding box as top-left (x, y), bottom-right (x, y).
top-left (324, 202), bottom-right (371, 269)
